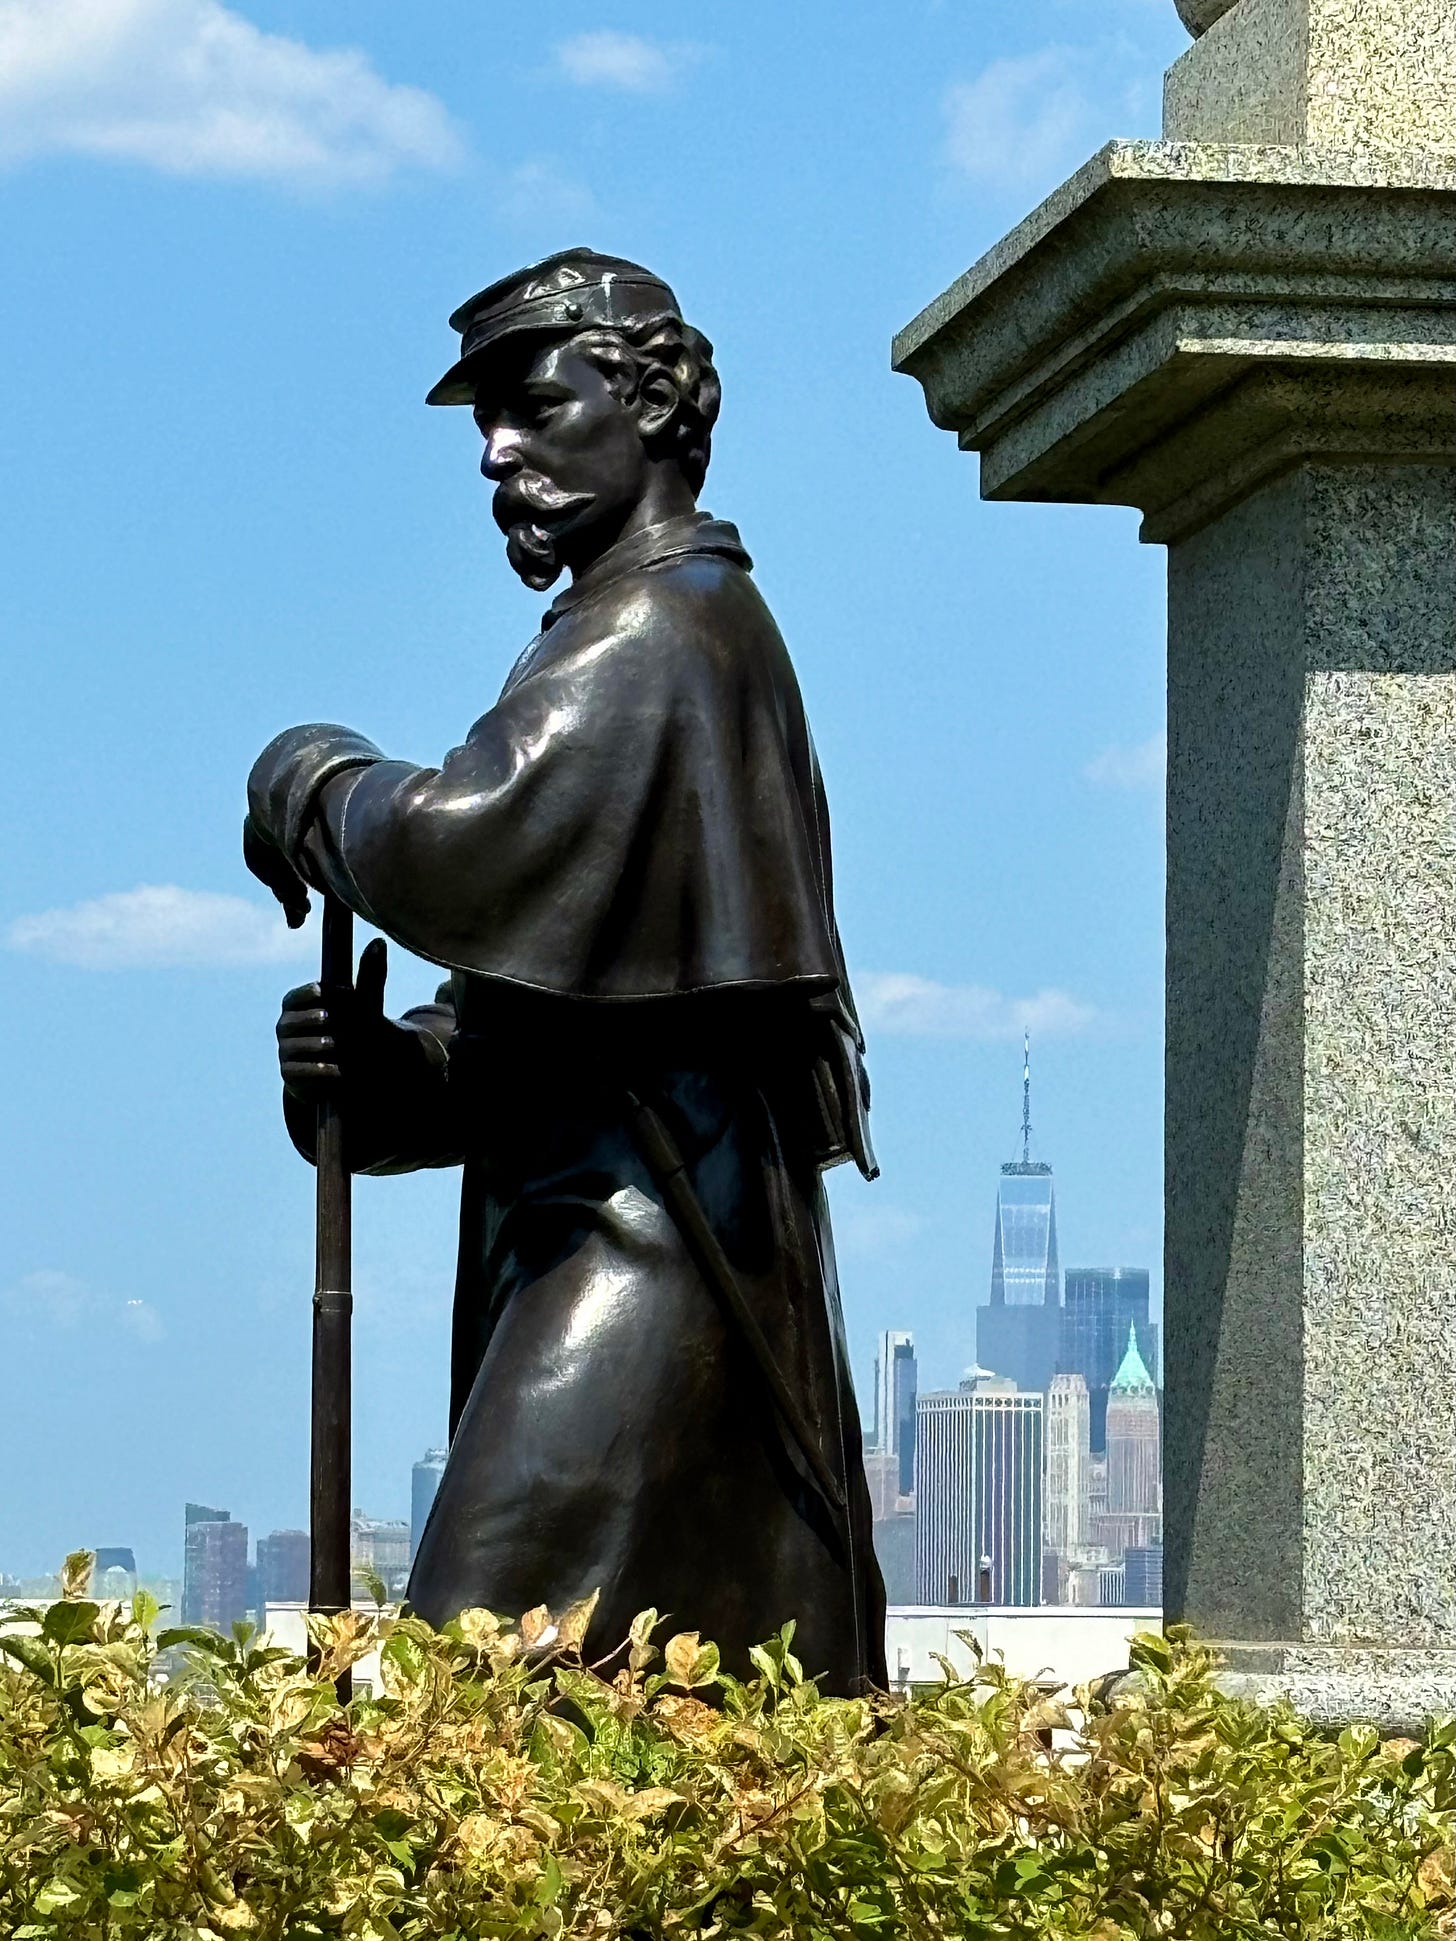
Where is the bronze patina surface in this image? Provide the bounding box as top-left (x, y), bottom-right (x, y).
top-left (244, 250), bottom-right (886, 1692)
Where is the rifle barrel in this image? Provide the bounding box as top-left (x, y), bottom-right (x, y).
top-left (310, 897), bottom-right (354, 1702)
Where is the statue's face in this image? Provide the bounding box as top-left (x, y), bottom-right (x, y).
top-left (473, 337), bottom-right (648, 591)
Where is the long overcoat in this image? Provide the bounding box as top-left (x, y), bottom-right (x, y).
top-left (248, 512), bottom-right (887, 1691)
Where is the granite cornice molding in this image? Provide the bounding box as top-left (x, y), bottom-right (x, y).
top-left (892, 142), bottom-right (1456, 541)
top-left (980, 316), bottom-right (1456, 542)
top-left (1126, 364), bottom-right (1456, 542)
top-left (894, 140), bottom-right (1456, 373)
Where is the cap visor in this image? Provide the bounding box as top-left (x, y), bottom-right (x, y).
top-left (425, 356), bottom-right (476, 406)
top-left (426, 317), bottom-right (581, 408)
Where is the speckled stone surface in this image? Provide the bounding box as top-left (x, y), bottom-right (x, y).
top-left (1167, 464), bottom-right (1456, 1662)
top-left (1163, 473), bottom-right (1305, 1645)
top-left (894, 21), bottom-right (1456, 1726)
top-left (1218, 1649), bottom-right (1456, 1734)
top-left (1302, 589), bottom-right (1456, 1647)
top-left (1166, 0), bottom-right (1456, 151)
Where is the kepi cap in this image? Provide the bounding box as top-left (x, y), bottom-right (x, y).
top-left (427, 247), bottom-right (681, 406)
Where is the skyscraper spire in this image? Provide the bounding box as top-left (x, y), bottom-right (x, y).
top-left (1021, 1033), bottom-right (1032, 1166)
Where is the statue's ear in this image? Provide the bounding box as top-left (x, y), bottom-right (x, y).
top-left (635, 366), bottom-right (680, 441)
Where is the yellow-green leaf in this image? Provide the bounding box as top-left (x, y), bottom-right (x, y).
top-left (554, 1589), bottom-right (600, 1654)
top-left (665, 1630), bottom-right (702, 1686)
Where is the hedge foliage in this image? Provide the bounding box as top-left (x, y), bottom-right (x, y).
top-left (2, 1554), bottom-right (1455, 1938)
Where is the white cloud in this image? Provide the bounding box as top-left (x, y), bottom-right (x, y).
top-left (858, 973), bottom-right (1096, 1040)
top-left (6, 885), bottom-right (315, 969)
top-left (1, 1269), bottom-right (93, 1329)
top-left (944, 48), bottom-right (1101, 193)
top-left (836, 1203), bottom-right (925, 1259)
top-left (0, 0), bottom-right (463, 185)
top-left (121, 1298), bottom-right (167, 1343)
top-left (553, 30), bottom-right (697, 93)
top-left (1083, 730), bottom-right (1166, 790)
top-left (1, 1272), bottom-right (167, 1341)
top-left (942, 42), bottom-right (1158, 196)
top-left (494, 158), bottom-right (596, 228)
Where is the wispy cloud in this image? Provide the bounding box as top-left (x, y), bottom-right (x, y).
top-left (494, 158), bottom-right (596, 228)
top-left (121, 1298), bottom-right (167, 1343)
top-left (553, 30), bottom-right (699, 93)
top-left (1, 1270), bottom-right (92, 1329)
top-left (1083, 730), bottom-right (1166, 790)
top-left (943, 41), bottom-right (1156, 197)
top-left (835, 1203), bottom-right (925, 1259)
top-left (6, 886), bottom-right (314, 969)
top-left (1, 1271), bottom-right (167, 1342)
top-left (858, 973), bottom-right (1096, 1040)
top-left (0, 0), bottom-right (463, 185)
top-left (944, 48), bottom-right (1101, 193)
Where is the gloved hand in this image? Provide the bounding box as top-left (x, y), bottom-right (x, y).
top-left (243, 814), bottom-right (311, 930)
top-left (275, 936), bottom-right (392, 1102)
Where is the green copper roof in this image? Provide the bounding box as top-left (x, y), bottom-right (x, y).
top-left (1111, 1325), bottom-right (1155, 1392)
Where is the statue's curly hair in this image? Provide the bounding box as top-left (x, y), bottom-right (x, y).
top-left (573, 313), bottom-right (722, 494)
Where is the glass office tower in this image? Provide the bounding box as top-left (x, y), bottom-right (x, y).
top-left (1060, 1267), bottom-right (1159, 1451)
top-left (990, 1162), bottom-right (1061, 1307)
top-left (977, 1042), bottom-right (1063, 1391)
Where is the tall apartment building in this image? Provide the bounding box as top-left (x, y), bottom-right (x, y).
top-left (351, 1512), bottom-right (411, 1596)
top-left (871, 1330), bottom-right (917, 1494)
top-left (863, 1449), bottom-right (917, 1603)
top-left (915, 1376), bottom-right (1044, 1606)
top-left (411, 1449), bottom-right (448, 1563)
top-left (182, 1504), bottom-right (248, 1633)
top-left (1124, 1544), bottom-right (1163, 1606)
top-left (93, 1547), bottom-right (138, 1602)
top-left (257, 1528), bottom-right (310, 1605)
top-left (1044, 1372), bottom-right (1091, 1556)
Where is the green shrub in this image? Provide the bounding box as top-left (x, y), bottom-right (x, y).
top-left (2, 1553), bottom-right (1454, 1937)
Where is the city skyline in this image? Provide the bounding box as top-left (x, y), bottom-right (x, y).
top-left (1, 1052), bottom-right (1155, 1587)
top-left (865, 1049), bottom-right (1162, 1612)
top-left (3, 1445), bottom-right (448, 1595)
top-left (0, 1026), bottom-right (1162, 1581)
top-left (1, 1041), bottom-right (1155, 1593)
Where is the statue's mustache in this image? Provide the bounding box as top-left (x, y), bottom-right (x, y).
top-left (494, 474), bottom-right (594, 527)
top-left (493, 474), bottom-right (596, 591)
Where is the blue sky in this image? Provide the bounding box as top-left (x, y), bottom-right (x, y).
top-left (0, 0), bottom-right (1186, 1577)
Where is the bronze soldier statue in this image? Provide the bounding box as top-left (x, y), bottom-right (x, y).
top-left (243, 250), bottom-right (887, 1693)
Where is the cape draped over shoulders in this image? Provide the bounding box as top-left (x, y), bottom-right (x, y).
top-left (247, 517), bottom-right (856, 1013)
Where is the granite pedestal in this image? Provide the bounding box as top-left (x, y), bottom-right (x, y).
top-left (895, 0), bottom-right (1456, 1729)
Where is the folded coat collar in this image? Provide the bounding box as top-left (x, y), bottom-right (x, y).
top-left (542, 511), bottom-right (751, 629)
